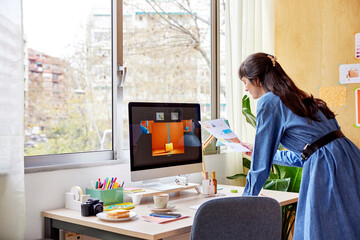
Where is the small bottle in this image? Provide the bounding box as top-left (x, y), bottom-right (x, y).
top-left (202, 171), bottom-right (209, 195)
top-left (211, 171), bottom-right (217, 194)
top-left (208, 179), bottom-right (215, 196)
top-left (202, 179), bottom-right (210, 195)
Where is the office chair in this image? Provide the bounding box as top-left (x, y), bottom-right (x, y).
top-left (191, 196), bottom-right (282, 240)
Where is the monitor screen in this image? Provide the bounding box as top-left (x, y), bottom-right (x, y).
top-left (128, 102), bottom-right (202, 182)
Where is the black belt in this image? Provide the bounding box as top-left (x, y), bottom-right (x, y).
top-left (300, 130), bottom-right (344, 160)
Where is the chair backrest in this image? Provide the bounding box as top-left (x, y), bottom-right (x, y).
top-left (190, 196), bottom-right (282, 240)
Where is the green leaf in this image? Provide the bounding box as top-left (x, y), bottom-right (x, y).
top-left (263, 178), bottom-right (290, 191)
top-left (273, 164), bottom-right (281, 178)
top-left (242, 157), bottom-right (251, 169)
top-left (274, 164), bottom-right (287, 179)
top-left (276, 165), bottom-right (303, 192)
top-left (268, 170), bottom-right (279, 179)
top-left (243, 95), bottom-right (250, 109)
top-left (242, 108), bottom-right (257, 128)
top-left (226, 173), bottom-right (247, 180)
top-left (242, 95), bottom-right (257, 128)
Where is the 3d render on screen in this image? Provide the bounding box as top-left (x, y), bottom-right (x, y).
top-left (128, 102), bottom-right (202, 183)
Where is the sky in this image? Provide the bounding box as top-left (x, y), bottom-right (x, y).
top-left (22, 0), bottom-right (110, 57)
top-left (22, 0), bottom-right (212, 58)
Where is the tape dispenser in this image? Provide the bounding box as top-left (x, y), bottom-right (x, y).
top-left (65, 186), bottom-right (90, 211)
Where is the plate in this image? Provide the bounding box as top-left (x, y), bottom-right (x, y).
top-left (149, 204), bottom-right (176, 212)
top-left (96, 211), bottom-right (137, 222)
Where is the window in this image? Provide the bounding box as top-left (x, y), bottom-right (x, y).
top-left (42, 72), bottom-right (52, 79)
top-left (53, 73), bottom-right (59, 81)
top-left (122, 0), bottom-right (214, 148)
top-left (23, 0), bottom-right (113, 167)
top-left (24, 0), bottom-right (224, 168)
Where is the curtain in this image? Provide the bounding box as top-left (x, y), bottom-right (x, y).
top-left (225, 0), bottom-right (274, 185)
top-left (0, 0), bottom-right (26, 239)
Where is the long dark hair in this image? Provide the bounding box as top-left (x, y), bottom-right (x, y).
top-left (239, 52), bottom-right (335, 122)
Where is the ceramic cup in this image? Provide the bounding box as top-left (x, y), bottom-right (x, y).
top-left (131, 194), bottom-right (142, 205)
top-left (153, 193), bottom-right (169, 209)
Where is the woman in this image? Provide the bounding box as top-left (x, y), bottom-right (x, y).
top-left (239, 52), bottom-right (360, 239)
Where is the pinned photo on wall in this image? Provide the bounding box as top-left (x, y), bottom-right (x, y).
top-left (339, 64), bottom-right (360, 84)
top-left (355, 33), bottom-right (360, 60)
top-left (356, 88), bottom-right (360, 127)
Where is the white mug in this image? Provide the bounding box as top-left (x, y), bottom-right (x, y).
top-left (153, 193), bottom-right (169, 209)
top-left (131, 194), bottom-right (142, 205)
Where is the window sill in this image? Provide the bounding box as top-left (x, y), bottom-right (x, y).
top-left (24, 150), bottom-right (228, 174)
top-left (25, 155), bottom-right (130, 174)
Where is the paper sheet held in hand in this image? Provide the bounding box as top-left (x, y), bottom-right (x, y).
top-left (199, 118), bottom-right (250, 152)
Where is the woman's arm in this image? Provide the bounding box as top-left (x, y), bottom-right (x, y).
top-left (273, 150), bottom-right (304, 167)
top-left (240, 143), bottom-right (304, 167)
top-left (243, 106), bottom-right (283, 196)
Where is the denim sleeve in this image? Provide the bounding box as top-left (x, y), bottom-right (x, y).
top-left (243, 106), bottom-right (284, 196)
top-left (272, 150), bottom-right (304, 167)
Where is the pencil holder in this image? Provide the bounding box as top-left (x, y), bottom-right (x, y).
top-left (85, 187), bottom-right (123, 206)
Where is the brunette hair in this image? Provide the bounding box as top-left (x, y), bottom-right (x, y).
top-left (239, 52), bottom-right (335, 122)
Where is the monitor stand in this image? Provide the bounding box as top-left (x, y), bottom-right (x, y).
top-left (126, 182), bottom-right (200, 205)
top-left (142, 179), bottom-right (182, 191)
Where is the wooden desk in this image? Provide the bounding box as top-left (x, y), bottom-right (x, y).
top-left (42, 185), bottom-right (298, 240)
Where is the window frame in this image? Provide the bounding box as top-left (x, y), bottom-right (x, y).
top-left (24, 0), bottom-right (222, 169)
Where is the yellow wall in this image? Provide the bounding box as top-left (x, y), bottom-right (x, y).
top-left (275, 0), bottom-right (360, 146)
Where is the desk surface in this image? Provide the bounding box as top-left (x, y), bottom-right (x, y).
top-left (42, 185), bottom-right (298, 240)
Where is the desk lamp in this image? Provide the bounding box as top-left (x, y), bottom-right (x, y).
top-left (201, 134), bottom-right (214, 174)
top-left (201, 119), bottom-right (229, 176)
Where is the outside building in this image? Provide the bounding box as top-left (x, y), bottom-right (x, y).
top-left (24, 48), bottom-right (72, 148)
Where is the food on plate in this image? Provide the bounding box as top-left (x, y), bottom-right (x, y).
top-left (106, 209), bottom-right (130, 219)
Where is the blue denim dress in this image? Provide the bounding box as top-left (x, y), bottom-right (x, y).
top-left (242, 92), bottom-right (360, 239)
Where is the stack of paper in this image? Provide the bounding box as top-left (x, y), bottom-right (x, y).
top-left (142, 215), bottom-right (189, 224)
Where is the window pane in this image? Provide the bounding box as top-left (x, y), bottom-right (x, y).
top-left (23, 0), bottom-right (112, 156)
top-left (219, 1), bottom-right (226, 119)
top-left (123, 0), bottom-right (212, 148)
top-left (219, 1), bottom-right (228, 152)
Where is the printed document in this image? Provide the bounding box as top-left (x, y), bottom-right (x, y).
top-left (199, 118), bottom-right (250, 152)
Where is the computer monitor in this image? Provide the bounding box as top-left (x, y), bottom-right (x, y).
top-left (128, 102), bottom-right (202, 189)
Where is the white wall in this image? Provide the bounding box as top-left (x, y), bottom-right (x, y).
top-left (24, 154), bottom-right (228, 239)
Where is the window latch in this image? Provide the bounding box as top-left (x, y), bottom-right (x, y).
top-left (118, 65), bottom-right (127, 87)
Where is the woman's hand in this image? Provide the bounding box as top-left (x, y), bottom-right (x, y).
top-left (241, 142), bottom-right (254, 157)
